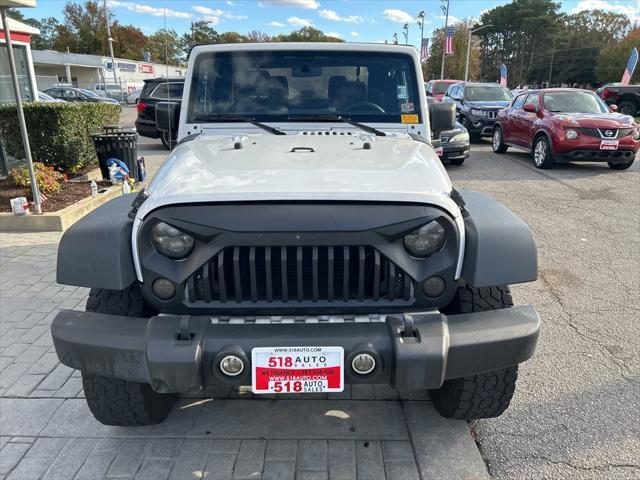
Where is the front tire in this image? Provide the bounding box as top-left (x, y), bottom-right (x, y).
top-left (430, 285), bottom-right (519, 420)
top-left (83, 285), bottom-right (176, 426)
top-left (532, 135), bottom-right (554, 169)
top-left (492, 126), bottom-right (508, 153)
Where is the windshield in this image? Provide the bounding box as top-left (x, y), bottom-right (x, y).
top-left (543, 91), bottom-right (609, 113)
top-left (465, 86), bottom-right (513, 102)
top-left (434, 82), bottom-right (453, 94)
top-left (187, 50), bottom-right (421, 123)
top-left (80, 89), bottom-right (102, 98)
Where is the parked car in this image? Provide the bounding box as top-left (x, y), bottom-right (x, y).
top-left (44, 87), bottom-right (121, 106)
top-left (127, 89), bottom-right (141, 104)
top-left (492, 88), bottom-right (639, 170)
top-left (425, 79), bottom-right (461, 101)
top-left (442, 82), bottom-right (513, 142)
top-left (597, 84), bottom-right (640, 116)
top-left (427, 96), bottom-right (470, 164)
top-left (52, 43), bottom-right (540, 427)
top-left (135, 78), bottom-right (184, 149)
top-left (37, 91), bottom-right (65, 103)
top-left (94, 83), bottom-right (126, 102)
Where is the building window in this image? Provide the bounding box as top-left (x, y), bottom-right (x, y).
top-left (0, 43), bottom-right (33, 103)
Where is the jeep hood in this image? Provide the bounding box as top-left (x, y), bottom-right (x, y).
top-left (137, 134), bottom-right (460, 218)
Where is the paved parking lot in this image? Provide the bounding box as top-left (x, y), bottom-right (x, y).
top-left (1, 114), bottom-right (638, 479)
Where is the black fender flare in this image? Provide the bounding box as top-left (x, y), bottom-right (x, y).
top-left (459, 190), bottom-right (537, 288)
top-left (56, 194), bottom-right (137, 290)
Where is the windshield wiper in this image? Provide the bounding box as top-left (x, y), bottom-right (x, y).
top-left (191, 114), bottom-right (286, 135)
top-left (287, 114), bottom-right (386, 137)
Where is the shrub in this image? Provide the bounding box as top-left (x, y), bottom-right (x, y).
top-left (0, 102), bottom-right (120, 174)
top-left (9, 162), bottom-right (66, 195)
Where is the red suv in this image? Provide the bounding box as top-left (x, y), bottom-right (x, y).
top-left (425, 79), bottom-right (461, 102)
top-left (492, 88), bottom-right (639, 170)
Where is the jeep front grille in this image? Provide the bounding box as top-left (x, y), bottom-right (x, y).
top-left (185, 246), bottom-right (414, 305)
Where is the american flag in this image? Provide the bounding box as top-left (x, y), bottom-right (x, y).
top-left (421, 38), bottom-right (429, 61)
top-left (621, 47), bottom-right (638, 86)
top-left (444, 26), bottom-right (455, 55)
top-left (499, 63), bottom-right (508, 87)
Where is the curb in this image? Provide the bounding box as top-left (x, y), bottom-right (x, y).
top-left (0, 187), bottom-right (120, 232)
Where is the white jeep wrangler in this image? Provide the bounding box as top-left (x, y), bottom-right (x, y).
top-left (52, 43), bottom-right (539, 426)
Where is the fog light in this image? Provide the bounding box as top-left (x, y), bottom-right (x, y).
top-left (422, 276), bottom-right (445, 298)
top-left (220, 355), bottom-right (244, 376)
top-left (152, 278), bottom-right (175, 300)
top-left (351, 353), bottom-right (376, 375)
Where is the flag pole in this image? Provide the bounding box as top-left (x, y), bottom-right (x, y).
top-left (1, 7), bottom-right (42, 214)
top-left (440, 0), bottom-right (450, 79)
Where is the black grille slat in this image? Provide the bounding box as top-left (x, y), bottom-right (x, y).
top-left (265, 247), bottom-right (273, 302)
top-left (187, 246), bottom-right (414, 305)
top-left (233, 247), bottom-right (242, 303)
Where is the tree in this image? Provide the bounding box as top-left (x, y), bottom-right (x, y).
top-left (272, 27), bottom-right (343, 43)
top-left (30, 17), bottom-right (60, 51)
top-left (246, 30), bottom-right (271, 43)
top-left (146, 29), bottom-right (182, 65)
top-left (111, 24), bottom-right (146, 61)
top-left (180, 21), bottom-right (219, 59)
top-left (54, 1), bottom-right (109, 55)
top-left (595, 28), bottom-right (640, 84)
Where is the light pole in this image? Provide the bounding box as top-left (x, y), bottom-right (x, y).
top-left (417, 11), bottom-right (425, 62)
top-left (402, 23), bottom-right (409, 45)
top-left (102, 0), bottom-right (118, 99)
top-left (393, 33), bottom-right (398, 45)
top-left (548, 37), bottom-right (557, 87)
top-left (440, 0), bottom-right (450, 79)
top-left (465, 24), bottom-right (493, 82)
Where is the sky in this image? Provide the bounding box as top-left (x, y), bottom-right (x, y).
top-left (16, 0), bottom-right (640, 49)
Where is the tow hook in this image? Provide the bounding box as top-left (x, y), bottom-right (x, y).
top-left (399, 314), bottom-right (417, 338)
top-left (176, 315), bottom-right (195, 342)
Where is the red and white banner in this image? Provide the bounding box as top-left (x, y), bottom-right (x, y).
top-left (444, 26), bottom-right (455, 55)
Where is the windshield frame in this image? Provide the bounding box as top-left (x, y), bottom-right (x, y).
top-left (541, 90), bottom-right (610, 114)
top-left (186, 49), bottom-right (423, 124)
top-left (464, 85), bottom-right (513, 102)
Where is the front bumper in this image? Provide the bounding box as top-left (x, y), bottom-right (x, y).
top-left (51, 306), bottom-right (539, 393)
top-left (465, 116), bottom-right (496, 137)
top-left (556, 148), bottom-right (636, 163)
top-left (441, 141), bottom-right (470, 160)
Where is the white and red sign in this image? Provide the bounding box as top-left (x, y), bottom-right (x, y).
top-left (139, 63), bottom-right (154, 74)
top-left (600, 139), bottom-right (619, 150)
top-left (251, 346), bottom-right (344, 394)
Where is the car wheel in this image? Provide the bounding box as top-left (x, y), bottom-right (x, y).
top-left (608, 159), bottom-right (634, 170)
top-left (82, 285), bottom-right (176, 426)
top-left (492, 126), bottom-right (508, 153)
top-left (430, 284), bottom-right (519, 419)
top-left (617, 101), bottom-right (637, 117)
top-left (160, 130), bottom-right (176, 149)
top-left (533, 136), bottom-right (554, 169)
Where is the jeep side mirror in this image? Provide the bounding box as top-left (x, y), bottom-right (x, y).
top-left (609, 104), bottom-right (618, 112)
top-left (429, 101), bottom-right (456, 137)
top-left (523, 103), bottom-right (537, 113)
top-left (155, 102), bottom-right (181, 132)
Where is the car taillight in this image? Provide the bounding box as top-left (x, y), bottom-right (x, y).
top-left (601, 88), bottom-right (610, 99)
top-left (137, 102), bottom-right (147, 113)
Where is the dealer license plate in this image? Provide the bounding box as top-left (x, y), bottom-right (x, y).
top-left (600, 139), bottom-right (619, 150)
top-left (251, 346), bottom-right (344, 394)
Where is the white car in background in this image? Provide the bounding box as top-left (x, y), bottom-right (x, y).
top-left (127, 89), bottom-right (141, 104)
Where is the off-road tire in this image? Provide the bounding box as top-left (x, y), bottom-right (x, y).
top-left (492, 126), bottom-right (508, 153)
top-left (430, 285), bottom-right (519, 420)
top-left (82, 284), bottom-right (176, 426)
top-left (608, 159), bottom-right (634, 170)
top-left (617, 100), bottom-right (637, 117)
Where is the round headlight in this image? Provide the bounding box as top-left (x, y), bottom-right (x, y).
top-left (403, 221), bottom-right (446, 257)
top-left (151, 222), bottom-right (194, 259)
top-left (565, 129), bottom-right (578, 140)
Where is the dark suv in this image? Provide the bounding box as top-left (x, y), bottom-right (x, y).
top-left (135, 78), bottom-right (184, 149)
top-left (443, 82), bottom-right (513, 141)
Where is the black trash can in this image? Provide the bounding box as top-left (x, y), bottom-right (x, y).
top-left (103, 125), bottom-right (136, 135)
top-left (91, 132), bottom-right (138, 181)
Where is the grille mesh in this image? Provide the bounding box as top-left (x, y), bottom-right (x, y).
top-left (185, 246), bottom-right (414, 304)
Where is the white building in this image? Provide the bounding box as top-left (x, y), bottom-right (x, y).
top-left (32, 50), bottom-right (185, 94)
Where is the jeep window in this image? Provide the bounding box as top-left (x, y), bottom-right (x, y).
top-left (464, 86), bottom-right (513, 101)
top-left (542, 91), bottom-right (608, 113)
top-left (187, 51), bottom-right (421, 123)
